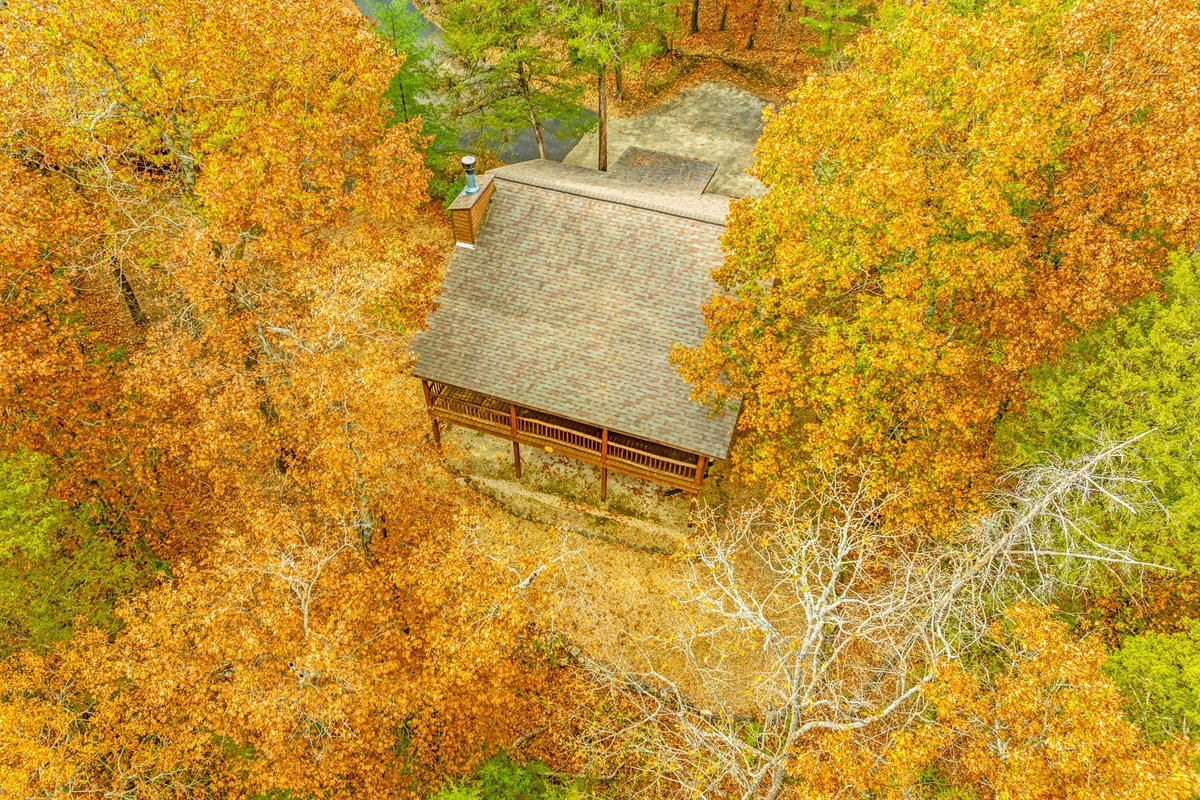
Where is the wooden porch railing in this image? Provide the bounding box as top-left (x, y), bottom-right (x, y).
top-left (436, 392), bottom-right (510, 431)
top-left (607, 441), bottom-right (698, 482)
top-left (517, 415), bottom-right (602, 455)
top-left (420, 379), bottom-right (709, 497)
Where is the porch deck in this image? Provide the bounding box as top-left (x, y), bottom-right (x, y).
top-left (421, 381), bottom-right (709, 496)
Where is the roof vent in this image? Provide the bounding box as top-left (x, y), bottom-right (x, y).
top-left (448, 155), bottom-right (494, 248)
top-left (462, 155), bottom-right (478, 193)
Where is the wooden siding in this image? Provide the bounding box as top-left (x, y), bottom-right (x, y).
top-left (449, 175), bottom-right (495, 245)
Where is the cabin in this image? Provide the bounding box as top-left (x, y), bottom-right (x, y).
top-left (410, 147), bottom-right (739, 504)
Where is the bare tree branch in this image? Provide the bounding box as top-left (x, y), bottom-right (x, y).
top-left (574, 434), bottom-right (1163, 798)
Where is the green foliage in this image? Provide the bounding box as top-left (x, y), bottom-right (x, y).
top-left (1105, 621), bottom-right (1200, 742)
top-left (372, 0), bottom-right (460, 200)
top-left (795, 0), bottom-right (874, 58)
top-left (249, 789), bottom-right (304, 800)
top-left (556, 0), bottom-right (676, 72)
top-left (0, 451), bottom-right (64, 559)
top-left (428, 753), bottom-right (587, 800)
top-left (441, 0), bottom-right (588, 158)
top-left (0, 452), bottom-right (156, 655)
top-left (439, 173), bottom-right (468, 208)
top-left (999, 252), bottom-right (1200, 571)
top-left (914, 765), bottom-right (978, 799)
top-left (430, 785), bottom-right (482, 800)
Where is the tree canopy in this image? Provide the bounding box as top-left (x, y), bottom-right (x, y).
top-left (1, 0), bottom-right (553, 796)
top-left (3, 0), bottom-right (1200, 797)
top-left (1000, 252), bottom-right (1200, 572)
top-left (442, 0), bottom-right (588, 160)
top-left (674, 0), bottom-right (1200, 528)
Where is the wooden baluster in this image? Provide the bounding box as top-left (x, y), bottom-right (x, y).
top-left (510, 403), bottom-right (521, 479)
top-left (600, 429), bottom-right (609, 502)
top-left (420, 379), bottom-right (441, 446)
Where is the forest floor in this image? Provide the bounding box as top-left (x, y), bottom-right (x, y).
top-left (439, 425), bottom-right (769, 712)
top-left (555, 2), bottom-right (822, 120)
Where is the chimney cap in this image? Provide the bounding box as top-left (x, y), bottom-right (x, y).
top-left (462, 155), bottom-right (477, 169)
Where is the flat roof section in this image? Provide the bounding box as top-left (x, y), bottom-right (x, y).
top-left (607, 146), bottom-right (718, 194)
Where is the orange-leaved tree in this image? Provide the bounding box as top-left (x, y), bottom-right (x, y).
top-left (0, 509), bottom-right (546, 799)
top-left (0, 157), bottom-right (130, 502)
top-left (1, 0), bottom-right (424, 275)
top-left (907, 603), bottom-right (1200, 799)
top-left (1, 0), bottom-right (554, 795)
top-left (674, 0), bottom-right (1200, 528)
top-left (0, 0), bottom-right (433, 539)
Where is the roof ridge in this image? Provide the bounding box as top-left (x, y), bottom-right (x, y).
top-left (491, 169), bottom-right (730, 227)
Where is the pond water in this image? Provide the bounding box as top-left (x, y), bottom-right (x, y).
top-left (352, 0), bottom-right (595, 164)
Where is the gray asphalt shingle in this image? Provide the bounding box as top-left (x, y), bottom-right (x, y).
top-left (411, 156), bottom-right (740, 459)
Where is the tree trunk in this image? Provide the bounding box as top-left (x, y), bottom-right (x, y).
top-left (598, 65), bottom-right (608, 172)
top-left (517, 61), bottom-right (546, 159)
top-left (719, 5), bottom-right (728, 31)
top-left (530, 107), bottom-right (547, 160)
top-left (690, 0), bottom-right (700, 34)
top-left (113, 259), bottom-right (147, 327)
top-left (746, 0), bottom-right (764, 49)
top-left (597, 0), bottom-right (608, 172)
top-left (771, 0), bottom-right (788, 65)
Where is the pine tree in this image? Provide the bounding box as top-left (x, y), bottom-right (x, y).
top-left (795, 0), bottom-right (872, 58)
top-left (441, 0), bottom-right (586, 161)
top-left (556, 0), bottom-right (677, 170)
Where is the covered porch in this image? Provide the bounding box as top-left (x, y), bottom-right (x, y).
top-left (420, 380), bottom-right (710, 500)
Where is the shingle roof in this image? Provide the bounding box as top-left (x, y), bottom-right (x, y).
top-left (411, 154), bottom-right (740, 459)
top-left (608, 146), bottom-right (718, 193)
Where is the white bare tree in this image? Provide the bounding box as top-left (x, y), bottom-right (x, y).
top-left (576, 434), bottom-right (1167, 799)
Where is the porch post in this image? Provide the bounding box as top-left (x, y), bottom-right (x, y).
top-left (420, 379), bottom-right (441, 446)
top-left (692, 452), bottom-right (706, 490)
top-left (510, 404), bottom-right (521, 479)
top-left (689, 452), bottom-right (707, 516)
top-left (600, 428), bottom-right (609, 501)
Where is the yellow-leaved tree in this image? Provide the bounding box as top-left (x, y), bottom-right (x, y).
top-left (674, 0), bottom-right (1200, 528)
top-left (793, 604), bottom-right (1200, 799)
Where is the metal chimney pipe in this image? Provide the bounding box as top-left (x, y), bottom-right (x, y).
top-left (462, 155), bottom-right (478, 194)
